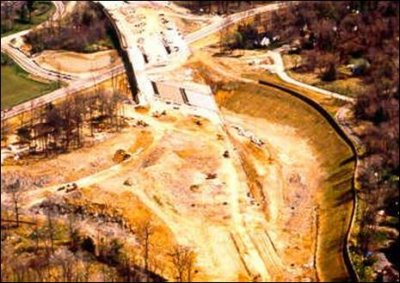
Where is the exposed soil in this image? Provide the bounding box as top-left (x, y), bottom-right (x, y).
top-left (35, 50), bottom-right (122, 74)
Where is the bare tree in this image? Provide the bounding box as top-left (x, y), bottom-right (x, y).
top-left (137, 220), bottom-right (154, 282)
top-left (82, 258), bottom-right (95, 282)
top-left (51, 249), bottom-right (76, 282)
top-left (168, 245), bottom-right (196, 282)
top-left (1, 117), bottom-right (10, 146)
top-left (18, 110), bottom-right (25, 128)
top-left (26, 1), bottom-right (34, 22)
top-left (7, 179), bottom-right (23, 227)
top-left (45, 208), bottom-right (56, 254)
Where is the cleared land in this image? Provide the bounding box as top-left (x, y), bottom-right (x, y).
top-left (1, 55), bottom-right (58, 110)
top-left (35, 50), bottom-right (122, 74)
top-left (217, 80), bottom-right (354, 281)
top-left (2, 104), bottom-right (279, 281)
top-left (1, 3), bottom-right (357, 281)
top-left (186, 51), bottom-right (355, 281)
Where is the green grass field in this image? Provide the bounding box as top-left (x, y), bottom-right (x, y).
top-left (217, 78), bottom-right (355, 281)
top-left (1, 1), bottom-right (55, 37)
top-left (1, 57), bottom-right (59, 110)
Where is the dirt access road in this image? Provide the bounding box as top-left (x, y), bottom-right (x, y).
top-left (1, 1), bottom-right (351, 281)
top-left (182, 46), bottom-right (354, 281)
top-left (3, 99), bottom-right (322, 281)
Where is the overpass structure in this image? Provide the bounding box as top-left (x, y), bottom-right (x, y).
top-left (97, 1), bottom-right (154, 105)
top-left (96, 1), bottom-right (218, 115)
top-left (1, 1), bottom-right (288, 121)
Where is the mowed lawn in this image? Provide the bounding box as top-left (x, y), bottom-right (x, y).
top-left (1, 62), bottom-right (58, 110)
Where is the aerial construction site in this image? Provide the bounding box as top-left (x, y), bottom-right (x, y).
top-left (1, 1), bottom-right (399, 282)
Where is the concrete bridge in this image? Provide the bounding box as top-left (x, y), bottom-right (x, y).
top-left (96, 1), bottom-right (156, 105)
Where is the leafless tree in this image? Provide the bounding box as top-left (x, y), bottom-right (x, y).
top-left (1, 117), bottom-right (10, 146)
top-left (7, 179), bottom-right (23, 227)
top-left (51, 249), bottom-right (76, 282)
top-left (45, 208), bottom-right (56, 254)
top-left (82, 258), bottom-right (95, 282)
top-left (137, 220), bottom-right (154, 282)
top-left (18, 111), bottom-right (25, 128)
top-left (168, 245), bottom-right (196, 282)
top-left (219, 16), bottom-right (234, 54)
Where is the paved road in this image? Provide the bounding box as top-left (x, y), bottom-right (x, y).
top-left (265, 50), bottom-right (355, 103)
top-left (262, 50), bottom-right (362, 151)
top-left (1, 2), bottom-right (290, 120)
top-left (99, 0), bottom-right (162, 104)
top-left (0, 1), bottom-right (79, 83)
top-left (185, 2), bottom-right (292, 44)
top-left (1, 39), bottom-right (78, 82)
top-left (51, 1), bottom-right (66, 19)
top-left (1, 64), bottom-right (125, 120)
top-left (1, 2), bottom-right (360, 280)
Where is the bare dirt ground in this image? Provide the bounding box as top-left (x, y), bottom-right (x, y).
top-left (224, 110), bottom-right (322, 281)
top-left (35, 50), bottom-right (122, 74)
top-left (1, 38), bottom-right (353, 282)
top-left (2, 126), bottom-right (142, 188)
top-left (173, 17), bottom-right (204, 35)
top-left (1, 5), bottom-right (353, 281)
top-left (184, 44), bottom-right (352, 281)
top-left (2, 94), bottom-right (326, 281)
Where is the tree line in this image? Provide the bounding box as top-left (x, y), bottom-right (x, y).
top-left (1, 172), bottom-right (197, 282)
top-left (12, 88), bottom-right (125, 156)
top-left (218, 1), bottom-right (398, 280)
top-left (1, 1), bottom-right (38, 34)
top-left (24, 1), bottom-right (116, 54)
top-left (262, 1), bottom-right (399, 280)
top-left (176, 1), bottom-right (268, 14)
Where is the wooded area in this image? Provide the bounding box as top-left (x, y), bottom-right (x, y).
top-left (176, 1), bottom-right (270, 14)
top-left (265, 1), bottom-right (399, 280)
top-left (219, 1), bottom-right (398, 280)
top-left (1, 188), bottom-right (196, 282)
top-left (1, 1), bottom-right (53, 36)
top-left (24, 1), bottom-right (116, 53)
top-left (8, 88), bottom-right (126, 156)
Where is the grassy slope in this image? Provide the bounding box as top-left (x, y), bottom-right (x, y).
top-left (1, 2), bottom-right (58, 110)
top-left (217, 80), bottom-right (354, 281)
top-left (1, 1), bottom-right (56, 37)
top-left (1, 58), bottom-right (58, 110)
top-left (245, 72), bottom-right (347, 116)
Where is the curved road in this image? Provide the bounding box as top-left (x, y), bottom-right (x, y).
top-left (260, 49), bottom-right (362, 148)
top-left (2, 1), bottom-right (289, 120)
top-left (1, 1), bottom-right (78, 82)
top-left (265, 50), bottom-right (355, 103)
top-left (185, 2), bottom-right (294, 44)
top-left (1, 1), bottom-right (361, 281)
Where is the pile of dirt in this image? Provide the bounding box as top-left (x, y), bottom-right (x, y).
top-left (113, 149), bottom-right (131, 163)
